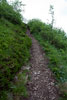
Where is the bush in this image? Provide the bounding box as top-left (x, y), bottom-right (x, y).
top-left (0, 0), bottom-right (22, 24)
top-left (28, 19), bottom-right (67, 50)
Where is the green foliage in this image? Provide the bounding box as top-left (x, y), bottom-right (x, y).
top-left (0, 0), bottom-right (22, 24)
top-left (28, 19), bottom-right (67, 50)
top-left (28, 19), bottom-right (67, 99)
top-left (0, 18), bottom-right (31, 99)
top-left (12, 0), bottom-right (24, 13)
top-left (0, 91), bottom-right (8, 100)
top-left (0, 1), bottom-right (31, 99)
top-left (0, 13), bottom-right (31, 100)
top-left (28, 19), bottom-right (45, 34)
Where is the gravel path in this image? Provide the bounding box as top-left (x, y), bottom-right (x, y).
top-left (26, 29), bottom-right (59, 100)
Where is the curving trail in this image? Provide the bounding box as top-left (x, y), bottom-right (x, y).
top-left (26, 29), bottom-right (59, 100)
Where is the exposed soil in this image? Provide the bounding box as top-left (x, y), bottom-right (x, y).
top-left (25, 29), bottom-right (59, 100)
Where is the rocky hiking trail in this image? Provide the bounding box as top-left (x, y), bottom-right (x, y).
top-left (26, 29), bottom-right (59, 100)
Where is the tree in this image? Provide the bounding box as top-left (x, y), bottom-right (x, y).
top-left (0, 0), bottom-right (7, 3)
top-left (12, 0), bottom-right (25, 13)
top-left (1, 0), bottom-right (7, 2)
top-left (49, 5), bottom-right (54, 28)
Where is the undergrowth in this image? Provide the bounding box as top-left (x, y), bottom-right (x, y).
top-left (0, 0), bottom-right (22, 24)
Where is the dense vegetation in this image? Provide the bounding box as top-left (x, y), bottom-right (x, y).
top-left (0, 0), bottom-right (22, 24)
top-left (0, 0), bottom-right (31, 99)
top-left (28, 19), bottom-right (67, 100)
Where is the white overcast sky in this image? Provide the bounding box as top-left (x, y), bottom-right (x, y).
top-left (8, 0), bottom-right (67, 34)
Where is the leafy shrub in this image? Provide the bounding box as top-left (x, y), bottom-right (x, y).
top-left (0, 0), bottom-right (22, 24)
top-left (28, 19), bottom-right (67, 50)
top-left (28, 19), bottom-right (45, 34)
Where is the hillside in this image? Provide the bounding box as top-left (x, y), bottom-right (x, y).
top-left (0, 1), bottom-right (31, 100)
top-left (0, 1), bottom-right (67, 100)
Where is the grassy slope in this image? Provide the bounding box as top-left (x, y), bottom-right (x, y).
top-left (0, 17), bottom-right (32, 100)
top-left (28, 19), bottom-right (67, 100)
top-left (0, 1), bottom-right (32, 99)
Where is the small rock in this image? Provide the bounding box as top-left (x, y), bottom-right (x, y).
top-left (23, 66), bottom-right (30, 70)
top-left (33, 87), bottom-right (38, 90)
top-left (34, 71), bottom-right (40, 75)
top-left (34, 71), bottom-right (37, 75)
top-left (37, 71), bottom-right (40, 75)
top-left (50, 82), bottom-right (54, 86)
